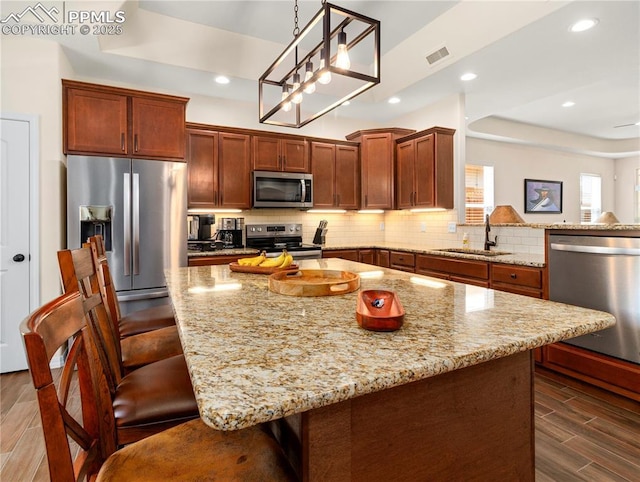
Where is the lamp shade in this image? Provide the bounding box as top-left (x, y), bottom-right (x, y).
top-left (489, 205), bottom-right (525, 224)
top-left (595, 211), bottom-right (620, 224)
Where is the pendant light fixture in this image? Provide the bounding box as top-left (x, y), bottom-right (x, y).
top-left (259, 0), bottom-right (380, 128)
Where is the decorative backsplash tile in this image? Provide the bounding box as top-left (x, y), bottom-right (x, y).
top-left (230, 209), bottom-right (544, 254)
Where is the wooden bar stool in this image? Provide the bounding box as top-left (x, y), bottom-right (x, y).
top-left (59, 246), bottom-right (182, 371)
top-left (85, 234), bottom-right (176, 338)
top-left (21, 291), bottom-right (298, 482)
top-left (57, 247), bottom-right (199, 444)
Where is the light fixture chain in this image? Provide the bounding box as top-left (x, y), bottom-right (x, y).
top-left (293, 0), bottom-right (299, 37)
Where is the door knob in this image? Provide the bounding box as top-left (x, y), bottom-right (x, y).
top-left (13, 253), bottom-right (25, 262)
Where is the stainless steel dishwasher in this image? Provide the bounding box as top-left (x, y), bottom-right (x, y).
top-left (548, 234), bottom-right (640, 364)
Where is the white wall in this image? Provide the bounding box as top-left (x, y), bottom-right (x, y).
top-left (1, 36), bottom-right (73, 304)
top-left (614, 155), bottom-right (640, 223)
top-left (466, 137), bottom-right (616, 224)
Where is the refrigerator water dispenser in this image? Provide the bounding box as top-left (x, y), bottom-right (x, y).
top-left (79, 205), bottom-right (112, 251)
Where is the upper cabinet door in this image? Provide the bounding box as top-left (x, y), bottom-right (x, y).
top-left (218, 132), bottom-right (251, 209)
top-left (65, 87), bottom-right (128, 156)
top-left (311, 142), bottom-right (336, 208)
top-left (281, 139), bottom-right (309, 173)
top-left (335, 145), bottom-right (359, 209)
top-left (252, 136), bottom-right (280, 171)
top-left (396, 139), bottom-right (415, 209)
top-left (361, 133), bottom-right (394, 209)
top-left (187, 130), bottom-right (218, 209)
top-left (131, 97), bottom-right (186, 160)
top-left (414, 134), bottom-right (435, 207)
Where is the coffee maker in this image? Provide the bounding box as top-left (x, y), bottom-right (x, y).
top-left (187, 214), bottom-right (215, 240)
top-left (215, 217), bottom-right (244, 248)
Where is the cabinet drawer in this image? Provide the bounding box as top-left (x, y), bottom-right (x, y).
top-left (416, 255), bottom-right (488, 280)
top-left (390, 251), bottom-right (415, 268)
top-left (491, 264), bottom-right (541, 289)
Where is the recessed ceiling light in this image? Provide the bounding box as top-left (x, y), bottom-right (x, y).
top-left (214, 75), bottom-right (230, 84)
top-left (635, 121), bottom-right (640, 126)
top-left (388, 97), bottom-right (401, 104)
top-left (460, 73), bottom-right (477, 81)
top-left (562, 101), bottom-right (575, 107)
top-left (569, 18), bottom-right (598, 33)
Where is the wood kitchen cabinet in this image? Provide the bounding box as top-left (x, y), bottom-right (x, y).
top-left (376, 249), bottom-right (390, 268)
top-left (395, 127), bottom-right (455, 209)
top-left (252, 135), bottom-right (309, 172)
top-left (416, 254), bottom-right (490, 287)
top-left (63, 79), bottom-right (188, 160)
top-left (346, 128), bottom-right (415, 210)
top-left (389, 251), bottom-right (416, 272)
top-left (311, 141), bottom-right (359, 209)
top-left (322, 249), bottom-right (359, 262)
top-left (188, 254), bottom-right (255, 266)
top-left (491, 263), bottom-right (544, 298)
top-left (358, 249), bottom-right (375, 265)
top-left (186, 127), bottom-right (251, 209)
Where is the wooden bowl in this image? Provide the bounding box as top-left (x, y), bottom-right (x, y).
top-left (356, 290), bottom-right (405, 332)
top-left (268, 269), bottom-right (360, 297)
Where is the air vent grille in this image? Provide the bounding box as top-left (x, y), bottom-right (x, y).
top-left (426, 46), bottom-right (450, 65)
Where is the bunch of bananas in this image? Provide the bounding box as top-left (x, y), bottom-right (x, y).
top-left (237, 251), bottom-right (266, 266)
top-left (238, 249), bottom-right (293, 268)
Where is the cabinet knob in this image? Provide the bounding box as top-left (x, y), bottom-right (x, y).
top-left (510, 273), bottom-right (517, 279)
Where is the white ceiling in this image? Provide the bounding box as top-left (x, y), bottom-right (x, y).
top-left (8, 0), bottom-right (639, 141)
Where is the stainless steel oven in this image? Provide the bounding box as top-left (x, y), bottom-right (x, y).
top-left (246, 223), bottom-right (321, 260)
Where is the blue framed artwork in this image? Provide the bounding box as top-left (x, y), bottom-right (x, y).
top-left (524, 179), bottom-right (562, 213)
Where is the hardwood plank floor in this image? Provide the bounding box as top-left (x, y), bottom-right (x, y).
top-left (1, 369), bottom-right (638, 481)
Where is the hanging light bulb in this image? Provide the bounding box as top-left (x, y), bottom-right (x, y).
top-left (281, 84), bottom-right (292, 112)
top-left (318, 48), bottom-right (332, 85)
top-left (303, 61), bottom-right (316, 94)
top-left (291, 73), bottom-right (303, 104)
top-left (335, 30), bottom-right (351, 70)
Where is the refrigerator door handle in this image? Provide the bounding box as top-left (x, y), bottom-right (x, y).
top-left (132, 172), bottom-right (140, 275)
top-left (123, 173), bottom-right (131, 276)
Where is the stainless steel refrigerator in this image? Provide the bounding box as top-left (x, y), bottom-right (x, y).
top-left (67, 155), bottom-right (187, 314)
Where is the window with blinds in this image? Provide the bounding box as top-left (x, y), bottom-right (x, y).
top-left (580, 173), bottom-right (601, 223)
top-left (465, 165), bottom-right (494, 224)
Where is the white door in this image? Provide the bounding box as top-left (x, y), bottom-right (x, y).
top-left (0, 117), bottom-right (35, 373)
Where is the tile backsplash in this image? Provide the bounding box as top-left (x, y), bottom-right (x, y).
top-left (215, 209), bottom-right (544, 255)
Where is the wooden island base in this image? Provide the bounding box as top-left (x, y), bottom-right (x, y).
top-left (269, 351), bottom-right (534, 481)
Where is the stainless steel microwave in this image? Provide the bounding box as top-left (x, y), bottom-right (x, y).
top-left (253, 171), bottom-right (313, 209)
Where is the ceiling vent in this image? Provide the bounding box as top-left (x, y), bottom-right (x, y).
top-left (426, 46), bottom-right (450, 65)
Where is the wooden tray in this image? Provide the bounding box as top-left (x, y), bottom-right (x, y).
top-left (268, 269), bottom-right (360, 297)
top-left (356, 290), bottom-right (405, 331)
top-left (229, 262), bottom-right (299, 275)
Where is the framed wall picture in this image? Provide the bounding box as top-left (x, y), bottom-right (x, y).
top-left (524, 179), bottom-right (563, 213)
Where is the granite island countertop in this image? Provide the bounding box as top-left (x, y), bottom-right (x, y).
top-left (165, 258), bottom-right (614, 431)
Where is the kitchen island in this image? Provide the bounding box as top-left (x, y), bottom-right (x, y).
top-left (165, 259), bottom-right (615, 481)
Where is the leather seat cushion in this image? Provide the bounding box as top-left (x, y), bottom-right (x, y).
top-left (120, 325), bottom-right (183, 371)
top-left (118, 304), bottom-right (175, 338)
top-left (113, 354), bottom-right (198, 428)
top-left (97, 420), bottom-right (297, 482)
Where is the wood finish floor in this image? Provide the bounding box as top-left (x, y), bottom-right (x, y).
top-left (1, 368), bottom-right (639, 481)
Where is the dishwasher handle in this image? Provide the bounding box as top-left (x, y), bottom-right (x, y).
top-left (550, 243), bottom-right (640, 256)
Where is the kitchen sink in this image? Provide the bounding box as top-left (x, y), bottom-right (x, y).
top-left (435, 248), bottom-right (512, 257)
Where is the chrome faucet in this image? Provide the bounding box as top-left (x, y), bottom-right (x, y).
top-left (484, 214), bottom-right (497, 251)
